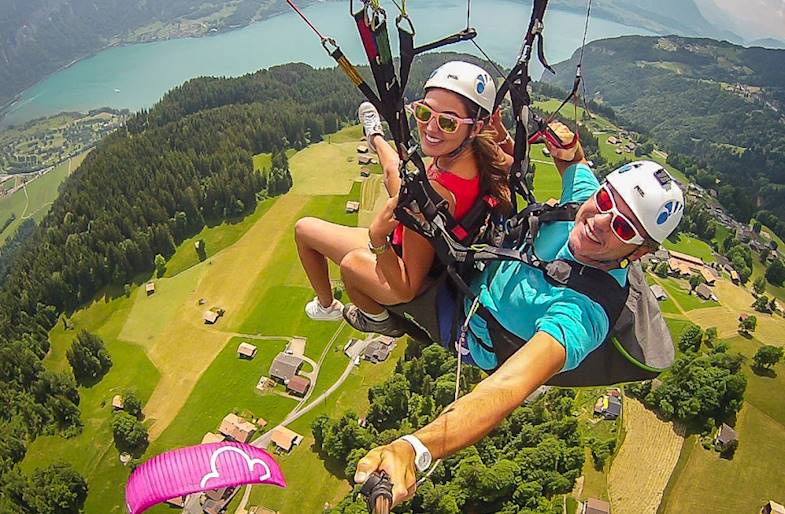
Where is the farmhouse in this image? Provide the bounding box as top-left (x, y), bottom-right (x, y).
top-left (269, 353), bottom-right (304, 383)
top-left (164, 496), bottom-right (186, 508)
top-left (256, 376), bottom-right (274, 392)
top-left (761, 500), bottom-right (785, 514)
top-left (582, 498), bottom-right (610, 514)
top-left (237, 342), bottom-right (257, 359)
top-left (345, 201), bottom-right (360, 213)
top-left (201, 432), bottom-right (225, 444)
top-left (594, 395), bottom-right (622, 420)
top-left (203, 307), bottom-right (224, 324)
top-left (145, 282), bottom-right (155, 296)
top-left (700, 267), bottom-right (716, 285)
top-left (730, 269), bottom-right (740, 283)
top-left (649, 284), bottom-right (668, 301)
top-left (695, 283), bottom-right (717, 301)
top-left (356, 144), bottom-right (368, 153)
top-left (112, 395), bottom-right (124, 410)
top-left (607, 136), bottom-right (618, 145)
top-left (358, 155), bottom-right (372, 165)
top-left (669, 250), bottom-right (703, 266)
top-left (359, 167), bottom-right (371, 177)
top-left (286, 375), bottom-right (311, 397)
top-left (714, 423), bottom-right (737, 449)
top-left (363, 339), bottom-right (394, 363)
top-left (270, 426), bottom-right (303, 453)
top-left (218, 413), bottom-right (256, 443)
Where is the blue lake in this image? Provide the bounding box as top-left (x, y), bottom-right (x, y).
top-left (1, 0), bottom-right (652, 127)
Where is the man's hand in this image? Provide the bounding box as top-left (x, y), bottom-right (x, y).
top-left (354, 439), bottom-right (417, 508)
top-left (543, 121), bottom-right (586, 176)
top-left (544, 121), bottom-right (585, 162)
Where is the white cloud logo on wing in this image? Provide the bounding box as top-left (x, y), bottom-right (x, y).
top-left (199, 446), bottom-right (272, 489)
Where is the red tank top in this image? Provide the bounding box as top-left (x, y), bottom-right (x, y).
top-left (391, 164), bottom-right (481, 246)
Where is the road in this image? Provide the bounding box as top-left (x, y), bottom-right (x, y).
top-left (184, 324), bottom-right (374, 514)
top-left (231, 330), bottom-right (373, 514)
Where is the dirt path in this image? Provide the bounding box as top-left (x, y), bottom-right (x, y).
top-left (143, 194), bottom-right (309, 439)
top-left (608, 398), bottom-right (685, 514)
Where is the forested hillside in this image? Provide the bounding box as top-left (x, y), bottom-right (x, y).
top-left (0, 0), bottom-right (313, 109)
top-left (0, 53), bottom-right (495, 513)
top-left (546, 35), bottom-right (785, 226)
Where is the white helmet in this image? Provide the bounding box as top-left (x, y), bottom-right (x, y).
top-left (424, 61), bottom-right (496, 115)
top-left (605, 161), bottom-right (685, 244)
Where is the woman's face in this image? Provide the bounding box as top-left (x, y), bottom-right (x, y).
top-left (417, 88), bottom-right (476, 157)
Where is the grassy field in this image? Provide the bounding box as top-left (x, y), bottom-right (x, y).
top-left (663, 233), bottom-right (716, 263)
top-left (652, 276), bottom-right (719, 313)
top-left (659, 402), bottom-right (785, 514)
top-left (607, 399), bottom-right (685, 514)
top-left (246, 343), bottom-right (406, 513)
top-left (148, 336), bottom-right (297, 453)
top-left (22, 123), bottom-right (418, 513)
top-left (23, 290), bottom-right (160, 514)
top-left (0, 150), bottom-right (88, 243)
top-left (163, 198), bottom-right (276, 277)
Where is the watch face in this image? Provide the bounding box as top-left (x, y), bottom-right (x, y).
top-left (416, 452), bottom-right (432, 471)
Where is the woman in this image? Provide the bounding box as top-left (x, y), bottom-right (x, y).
top-left (294, 61), bottom-right (513, 336)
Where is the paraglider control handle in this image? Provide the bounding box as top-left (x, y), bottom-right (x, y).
top-left (360, 471), bottom-right (393, 514)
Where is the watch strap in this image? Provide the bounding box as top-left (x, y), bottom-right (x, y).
top-left (399, 434), bottom-right (432, 472)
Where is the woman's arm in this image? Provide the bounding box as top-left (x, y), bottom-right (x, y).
top-left (370, 134), bottom-right (403, 196)
top-left (368, 182), bottom-right (456, 302)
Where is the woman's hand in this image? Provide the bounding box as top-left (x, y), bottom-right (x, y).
top-left (369, 195), bottom-right (400, 246)
top-left (490, 108), bottom-right (510, 144)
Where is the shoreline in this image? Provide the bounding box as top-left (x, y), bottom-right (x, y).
top-left (0, 0), bottom-right (652, 130)
top-left (0, 1), bottom-right (320, 128)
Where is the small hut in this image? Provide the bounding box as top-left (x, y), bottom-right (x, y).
top-left (145, 282), bottom-right (155, 296)
top-left (112, 395), bottom-right (124, 410)
top-left (359, 167), bottom-right (371, 177)
top-left (358, 155), bottom-right (372, 165)
top-left (356, 144), bottom-right (369, 154)
top-left (345, 201), bottom-right (360, 213)
top-left (237, 342), bottom-right (257, 359)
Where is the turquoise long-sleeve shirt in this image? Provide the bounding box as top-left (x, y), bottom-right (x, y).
top-left (465, 163), bottom-right (628, 371)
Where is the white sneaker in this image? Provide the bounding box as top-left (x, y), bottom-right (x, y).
top-left (305, 297), bottom-right (344, 321)
top-left (358, 101), bottom-right (384, 153)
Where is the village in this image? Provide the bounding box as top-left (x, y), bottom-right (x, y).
top-left (127, 275), bottom-right (397, 514)
top-left (0, 108), bottom-right (127, 177)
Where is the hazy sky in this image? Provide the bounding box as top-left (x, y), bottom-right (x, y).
top-left (699, 0), bottom-right (785, 40)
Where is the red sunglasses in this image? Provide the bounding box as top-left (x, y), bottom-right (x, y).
top-left (593, 185), bottom-right (646, 245)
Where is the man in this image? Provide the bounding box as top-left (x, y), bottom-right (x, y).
top-left (353, 124), bottom-right (684, 507)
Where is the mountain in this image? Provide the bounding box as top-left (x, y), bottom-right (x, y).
top-left (549, 0), bottom-right (741, 42)
top-left (694, 0), bottom-right (785, 46)
top-left (0, 0), bottom-right (311, 110)
top-left (544, 35), bottom-right (785, 223)
top-left (749, 38), bottom-right (785, 50)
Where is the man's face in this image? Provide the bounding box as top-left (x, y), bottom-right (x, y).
top-left (569, 184), bottom-right (651, 263)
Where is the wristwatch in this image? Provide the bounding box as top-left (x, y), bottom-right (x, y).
top-left (368, 236), bottom-right (391, 255)
top-left (399, 434), bottom-right (432, 472)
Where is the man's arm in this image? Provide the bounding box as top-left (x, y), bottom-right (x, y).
top-left (354, 331), bottom-right (566, 506)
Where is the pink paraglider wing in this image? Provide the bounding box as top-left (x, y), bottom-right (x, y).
top-left (125, 442), bottom-right (286, 514)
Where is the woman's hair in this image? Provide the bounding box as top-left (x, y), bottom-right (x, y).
top-left (460, 98), bottom-right (513, 215)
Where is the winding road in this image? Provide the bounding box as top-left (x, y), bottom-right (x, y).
top-left (183, 323), bottom-right (375, 514)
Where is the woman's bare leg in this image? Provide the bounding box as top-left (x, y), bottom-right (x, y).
top-left (295, 217), bottom-right (368, 307)
top-left (340, 249), bottom-right (405, 314)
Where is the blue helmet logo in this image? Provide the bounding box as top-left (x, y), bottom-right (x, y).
top-left (656, 201), bottom-right (683, 225)
top-left (475, 74), bottom-right (487, 94)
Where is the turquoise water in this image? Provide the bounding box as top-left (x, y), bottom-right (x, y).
top-left (1, 0), bottom-right (651, 128)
